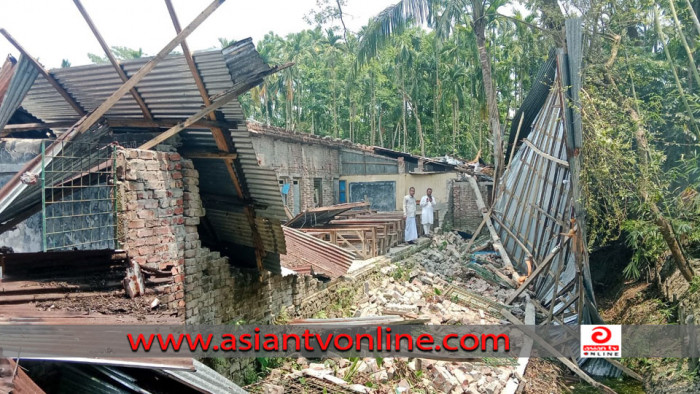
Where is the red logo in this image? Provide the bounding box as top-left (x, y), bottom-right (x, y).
top-left (591, 326), bottom-right (612, 344)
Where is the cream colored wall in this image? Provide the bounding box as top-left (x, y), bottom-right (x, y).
top-left (340, 172), bottom-right (456, 223)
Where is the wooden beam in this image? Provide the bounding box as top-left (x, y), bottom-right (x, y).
top-left (76, 0), bottom-right (226, 134)
top-left (492, 214), bottom-right (536, 261)
top-left (0, 28), bottom-right (86, 115)
top-left (165, 0), bottom-right (267, 273)
top-left (73, 0), bottom-right (153, 120)
top-left (522, 139), bottom-right (569, 167)
top-left (500, 309), bottom-right (616, 394)
top-left (503, 296), bottom-right (534, 394)
top-left (506, 237), bottom-right (570, 304)
top-left (466, 174), bottom-right (519, 280)
top-left (0, 118), bottom-right (238, 136)
top-left (181, 151), bottom-right (238, 160)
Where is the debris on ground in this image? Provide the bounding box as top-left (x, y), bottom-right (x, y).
top-left (249, 231), bottom-right (529, 393)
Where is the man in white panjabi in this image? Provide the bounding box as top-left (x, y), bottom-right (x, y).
top-left (403, 187), bottom-right (418, 244)
top-left (420, 188), bottom-right (437, 236)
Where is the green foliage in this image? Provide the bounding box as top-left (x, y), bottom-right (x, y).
top-left (344, 357), bottom-right (362, 381)
top-left (690, 276), bottom-right (700, 294)
top-left (240, 1), bottom-right (550, 160)
top-left (236, 0), bottom-right (700, 278)
top-left (87, 46), bottom-right (144, 64)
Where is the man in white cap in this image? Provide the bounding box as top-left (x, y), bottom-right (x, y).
top-left (403, 187), bottom-right (418, 244)
top-left (420, 188), bottom-right (437, 236)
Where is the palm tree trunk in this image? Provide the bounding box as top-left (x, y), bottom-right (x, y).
top-left (404, 91), bottom-right (425, 156)
top-left (392, 121), bottom-right (400, 149)
top-left (371, 82), bottom-right (377, 146)
top-left (452, 96), bottom-right (458, 154)
top-left (332, 68), bottom-right (339, 138)
top-left (402, 78), bottom-right (408, 153)
top-left (378, 108), bottom-right (384, 147)
top-left (472, 0), bottom-right (504, 181)
top-left (434, 44), bottom-right (441, 139)
top-left (350, 100), bottom-right (356, 142)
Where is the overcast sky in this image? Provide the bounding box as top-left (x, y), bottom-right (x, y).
top-left (0, 0), bottom-right (401, 69)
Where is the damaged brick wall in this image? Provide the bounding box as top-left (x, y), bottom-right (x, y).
top-left (117, 149), bottom-right (203, 316)
top-left (116, 146), bottom-right (392, 384)
top-left (250, 131), bottom-right (340, 211)
top-left (449, 180), bottom-right (492, 232)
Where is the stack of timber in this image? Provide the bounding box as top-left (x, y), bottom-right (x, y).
top-left (288, 203), bottom-right (413, 259)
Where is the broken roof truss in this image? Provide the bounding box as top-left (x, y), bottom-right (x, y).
top-left (0, 0), bottom-right (290, 273)
top-left (488, 19), bottom-right (619, 377)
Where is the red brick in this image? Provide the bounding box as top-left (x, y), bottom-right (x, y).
top-left (155, 227), bottom-right (171, 235)
top-left (174, 207), bottom-right (184, 215)
top-left (139, 150), bottom-right (156, 160)
top-left (128, 220), bottom-right (145, 229)
top-left (138, 246), bottom-right (155, 256)
top-left (168, 153), bottom-right (181, 161)
top-left (136, 228), bottom-right (153, 238)
top-left (147, 255), bottom-right (161, 264)
top-left (171, 172), bottom-right (183, 180)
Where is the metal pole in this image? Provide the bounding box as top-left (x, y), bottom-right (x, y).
top-left (41, 141), bottom-right (46, 252)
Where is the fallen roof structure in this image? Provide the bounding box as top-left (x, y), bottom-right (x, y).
top-left (5, 358), bottom-right (245, 394)
top-left (489, 19), bottom-right (619, 377)
top-left (280, 226), bottom-right (356, 278)
top-left (0, 0), bottom-right (289, 273)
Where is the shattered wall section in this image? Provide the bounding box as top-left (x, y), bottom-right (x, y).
top-left (448, 180), bottom-right (492, 232)
top-left (117, 149), bottom-right (202, 314)
top-left (251, 132), bottom-right (340, 212)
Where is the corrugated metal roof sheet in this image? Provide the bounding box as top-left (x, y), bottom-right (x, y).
top-left (161, 359), bottom-right (247, 394)
top-left (281, 226), bottom-right (356, 278)
top-left (1, 39), bottom-right (287, 268)
top-left (490, 18), bottom-right (619, 378)
top-left (285, 202), bottom-right (369, 228)
top-left (0, 55), bottom-right (39, 131)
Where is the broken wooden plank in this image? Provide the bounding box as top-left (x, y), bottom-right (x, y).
top-left (180, 151), bottom-right (238, 160)
top-left (466, 175), bottom-right (519, 281)
top-left (500, 308), bottom-right (616, 394)
top-left (1, 118), bottom-right (238, 134)
top-left (506, 239), bottom-right (569, 305)
top-left (73, 0), bottom-right (153, 120)
top-left (604, 359), bottom-right (643, 382)
top-left (491, 215), bottom-right (536, 262)
top-left (503, 296), bottom-right (535, 394)
top-left (465, 215), bottom-right (487, 251)
top-left (77, 0), bottom-right (226, 134)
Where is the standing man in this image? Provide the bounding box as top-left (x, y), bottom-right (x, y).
top-left (403, 187), bottom-right (418, 244)
top-left (420, 188), bottom-right (437, 236)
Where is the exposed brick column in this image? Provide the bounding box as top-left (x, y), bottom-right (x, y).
top-left (117, 149), bottom-right (204, 314)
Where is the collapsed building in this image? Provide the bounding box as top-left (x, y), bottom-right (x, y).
top-left (0, 3), bottom-right (618, 390)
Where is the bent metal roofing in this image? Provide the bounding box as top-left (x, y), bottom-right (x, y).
top-left (0, 38), bottom-right (286, 272)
